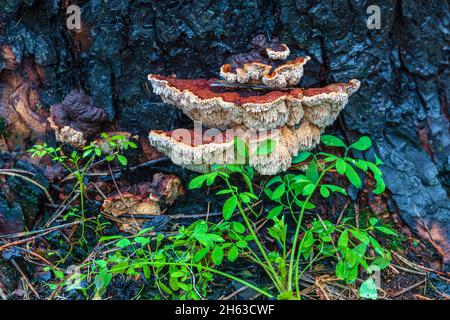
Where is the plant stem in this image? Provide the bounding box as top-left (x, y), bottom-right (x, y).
top-left (224, 179), bottom-right (284, 293)
top-left (237, 198), bottom-right (284, 293)
top-left (287, 162), bottom-right (335, 296)
top-left (295, 246), bottom-right (323, 297)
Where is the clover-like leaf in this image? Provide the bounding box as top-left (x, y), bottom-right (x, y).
top-left (350, 136), bottom-right (372, 151)
top-left (223, 195), bottom-right (238, 220)
top-left (321, 135), bottom-right (347, 147)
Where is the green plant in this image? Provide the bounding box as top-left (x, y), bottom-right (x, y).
top-left (57, 221), bottom-right (272, 300)
top-left (28, 133), bottom-right (137, 240)
top-left (53, 135), bottom-right (395, 300)
top-left (299, 217), bottom-right (395, 299)
top-left (188, 135), bottom-right (394, 299)
top-left (63, 208), bottom-right (111, 239)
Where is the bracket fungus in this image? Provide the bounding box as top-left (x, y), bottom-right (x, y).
top-left (147, 36), bottom-right (360, 175)
top-left (219, 34), bottom-right (308, 88)
top-left (149, 121), bottom-right (321, 175)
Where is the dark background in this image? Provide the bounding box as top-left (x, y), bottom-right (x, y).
top-left (0, 1), bottom-right (449, 264)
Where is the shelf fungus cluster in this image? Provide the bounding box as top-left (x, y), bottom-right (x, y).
top-left (148, 37), bottom-right (360, 175)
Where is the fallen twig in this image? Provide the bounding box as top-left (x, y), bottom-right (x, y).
top-left (0, 219), bottom-right (90, 251)
top-left (10, 258), bottom-right (40, 299)
top-left (388, 278), bottom-right (426, 298)
top-left (43, 191), bottom-right (79, 228)
top-left (219, 286), bottom-right (249, 300)
top-left (415, 208), bottom-right (446, 257)
top-left (392, 251), bottom-right (449, 277)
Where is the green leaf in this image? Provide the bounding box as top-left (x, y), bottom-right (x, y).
top-left (374, 226), bottom-right (397, 236)
top-left (211, 246), bottom-right (224, 265)
top-left (266, 176), bottom-right (283, 188)
top-left (344, 163), bottom-right (361, 188)
top-left (235, 240), bottom-right (248, 248)
top-left (369, 218), bottom-right (378, 226)
top-left (128, 141), bottom-right (137, 149)
top-left (335, 260), bottom-right (347, 279)
top-left (54, 269), bottom-right (65, 280)
top-left (246, 166), bottom-right (254, 180)
top-left (223, 195), bottom-right (238, 220)
top-left (82, 149), bottom-right (93, 158)
top-left (294, 199), bottom-right (316, 209)
top-left (302, 183), bottom-right (315, 196)
top-left (117, 154), bottom-right (128, 166)
top-left (241, 172), bottom-right (254, 194)
top-left (115, 238), bottom-right (131, 249)
top-left (277, 291), bottom-right (293, 300)
top-left (206, 172), bottom-right (219, 186)
top-left (239, 193), bottom-right (251, 204)
top-left (193, 247), bottom-right (209, 262)
top-left (113, 134), bottom-right (127, 143)
top-left (353, 243), bottom-right (368, 258)
top-left (374, 154), bottom-right (383, 165)
top-left (194, 221), bottom-right (208, 235)
top-left (356, 159), bottom-right (368, 171)
top-left (189, 175), bottom-right (207, 189)
top-left (293, 174), bottom-right (310, 184)
top-left (367, 162), bottom-right (382, 177)
top-left (369, 237), bottom-right (385, 256)
top-left (194, 233), bottom-right (224, 245)
top-left (216, 189), bottom-right (232, 196)
top-left (319, 185), bottom-right (330, 198)
top-left (267, 205), bottom-right (283, 219)
top-left (159, 281), bottom-right (172, 294)
top-left (232, 222), bottom-right (246, 234)
top-left (227, 246), bottom-right (239, 262)
top-left (373, 174), bottom-right (386, 195)
top-left (350, 230), bottom-right (370, 244)
top-left (321, 135), bottom-right (346, 147)
top-left (371, 257), bottom-right (391, 269)
top-left (95, 148), bottom-right (102, 157)
top-left (301, 231), bottom-right (315, 248)
top-left (99, 235), bottom-right (123, 242)
top-left (171, 271), bottom-right (186, 278)
top-left (306, 161), bottom-right (319, 183)
top-left (242, 192), bottom-right (258, 200)
top-left (292, 152), bottom-right (311, 164)
top-left (336, 158), bottom-right (347, 174)
top-left (323, 184), bottom-right (347, 195)
top-left (95, 269), bottom-right (112, 293)
top-left (350, 136), bottom-right (372, 151)
top-left (169, 275), bottom-right (179, 291)
top-left (359, 278), bottom-right (378, 300)
top-left (338, 230), bottom-right (349, 251)
top-left (345, 250), bottom-right (358, 268)
top-left (134, 237), bottom-right (150, 246)
top-left (317, 152), bottom-right (338, 162)
top-left (224, 164), bottom-right (242, 173)
top-left (346, 265), bottom-right (358, 283)
top-left (271, 184), bottom-right (286, 200)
